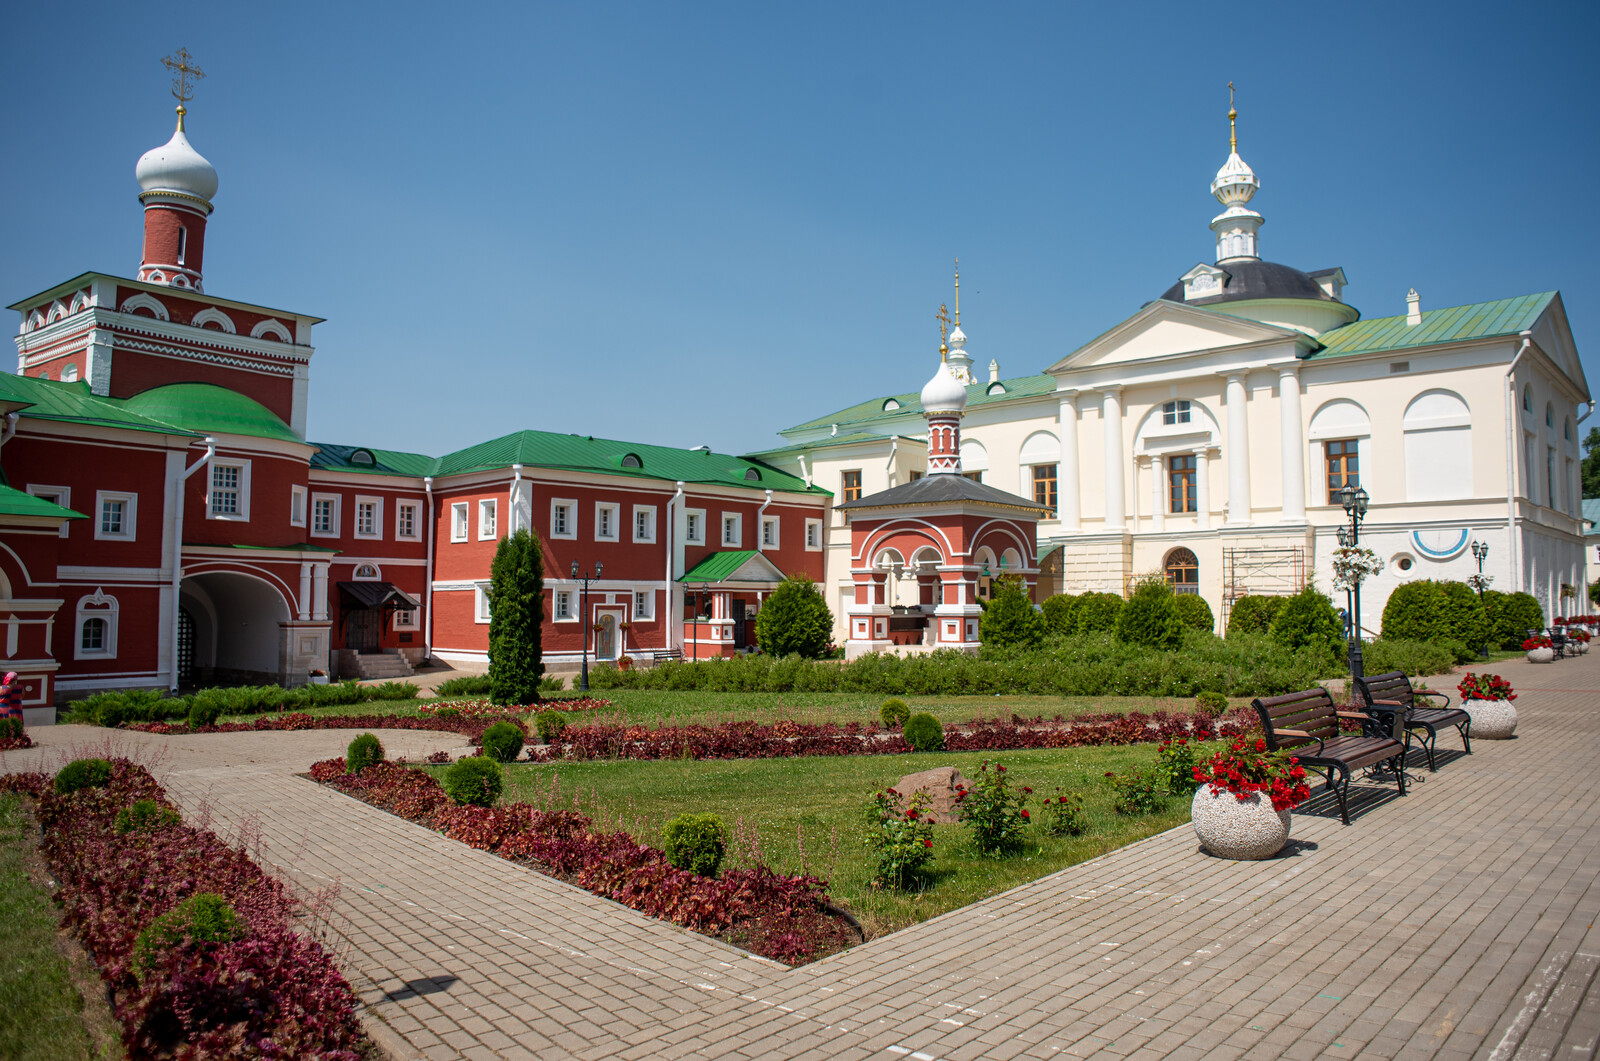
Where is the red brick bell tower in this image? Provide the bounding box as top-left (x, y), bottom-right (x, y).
top-left (134, 51), bottom-right (216, 292)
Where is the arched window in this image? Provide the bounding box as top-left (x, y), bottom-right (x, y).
top-left (1308, 399), bottom-right (1371, 504)
top-left (1165, 548), bottom-right (1199, 594)
top-left (75, 590), bottom-right (118, 660)
top-left (1403, 391), bottom-right (1472, 501)
top-left (61, 363), bottom-right (79, 382)
top-left (1545, 402), bottom-right (1555, 430)
top-left (1522, 384), bottom-right (1533, 415)
top-left (176, 225), bottom-right (188, 265)
top-left (353, 563), bottom-right (380, 580)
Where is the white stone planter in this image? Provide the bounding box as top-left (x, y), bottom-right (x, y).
top-left (1576, 641), bottom-right (1590, 655)
top-left (1463, 698), bottom-right (1517, 740)
top-left (1526, 647), bottom-right (1555, 663)
top-left (309, 674), bottom-right (330, 685)
top-left (1191, 786), bottom-right (1291, 861)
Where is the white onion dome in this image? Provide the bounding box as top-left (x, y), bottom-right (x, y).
top-left (920, 361), bottom-right (968, 413)
top-left (948, 324), bottom-right (967, 349)
top-left (136, 115), bottom-right (218, 204)
top-left (1210, 150), bottom-right (1258, 208)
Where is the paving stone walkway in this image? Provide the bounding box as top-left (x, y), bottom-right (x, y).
top-left (6, 654), bottom-right (1597, 1061)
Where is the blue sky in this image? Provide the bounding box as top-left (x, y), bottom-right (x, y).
top-left (4, 1), bottom-right (1597, 458)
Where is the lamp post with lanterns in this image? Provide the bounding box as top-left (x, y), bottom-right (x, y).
top-left (570, 559), bottom-right (602, 692)
top-left (1335, 484), bottom-right (1370, 680)
top-left (1469, 540), bottom-right (1492, 659)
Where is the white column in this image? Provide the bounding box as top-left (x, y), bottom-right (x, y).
top-left (1102, 388), bottom-right (1125, 531)
top-left (1224, 373), bottom-right (1252, 525)
top-left (1278, 365), bottom-right (1305, 522)
top-left (1058, 392), bottom-right (1080, 530)
top-left (1150, 455), bottom-right (1165, 532)
top-left (298, 562), bottom-right (312, 621)
top-left (312, 563), bottom-right (329, 621)
top-left (1195, 449), bottom-right (1211, 530)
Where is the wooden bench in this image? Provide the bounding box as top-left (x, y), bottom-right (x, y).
top-left (1251, 688), bottom-right (1407, 825)
top-left (1353, 670), bottom-right (1471, 772)
top-left (651, 648), bottom-right (683, 664)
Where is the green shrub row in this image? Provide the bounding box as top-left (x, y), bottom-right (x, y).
top-left (71, 680), bottom-right (419, 728)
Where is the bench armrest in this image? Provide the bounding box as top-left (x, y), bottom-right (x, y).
top-left (1414, 689), bottom-right (1451, 708)
top-left (1336, 711), bottom-right (1374, 720)
top-left (1272, 727), bottom-right (1324, 756)
top-left (1369, 699), bottom-right (1404, 707)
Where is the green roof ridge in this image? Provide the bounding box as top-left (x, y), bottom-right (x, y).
top-left (1310, 292), bottom-right (1556, 360)
top-left (0, 375), bottom-right (199, 436)
top-left (780, 372), bottom-right (1056, 435)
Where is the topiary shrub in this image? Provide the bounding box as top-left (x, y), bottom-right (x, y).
top-left (902, 712), bottom-right (944, 752)
top-left (1041, 594), bottom-right (1077, 636)
top-left (1439, 581), bottom-right (1488, 655)
top-left (345, 733), bottom-right (384, 774)
top-left (1174, 593), bottom-right (1215, 633)
top-left (433, 674), bottom-right (493, 698)
top-left (443, 756), bottom-right (503, 806)
top-left (980, 576), bottom-right (1047, 648)
top-left (1074, 591), bottom-right (1124, 633)
top-left (755, 575), bottom-right (835, 659)
top-left (480, 720), bottom-right (525, 763)
top-left (132, 893), bottom-right (248, 980)
top-left (55, 758), bottom-right (113, 795)
top-left (661, 813), bottom-right (729, 877)
top-left (1115, 576), bottom-right (1184, 650)
top-left (1226, 595), bottom-right (1284, 639)
top-left (534, 709), bottom-right (567, 743)
top-left (880, 698), bottom-right (910, 729)
top-left (1195, 690), bottom-right (1228, 715)
top-left (1482, 590), bottom-right (1545, 649)
top-left (114, 798), bottom-right (181, 835)
top-left (187, 698), bottom-right (223, 729)
top-left (1381, 580), bottom-right (1448, 643)
top-left (1269, 584), bottom-right (1344, 659)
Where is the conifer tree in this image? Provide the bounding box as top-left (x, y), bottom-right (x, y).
top-left (488, 528), bottom-right (545, 705)
top-left (1115, 575), bottom-right (1184, 650)
top-left (980, 576), bottom-right (1047, 648)
top-left (755, 575), bottom-right (834, 658)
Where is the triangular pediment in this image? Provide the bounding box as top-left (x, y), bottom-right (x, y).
top-left (1046, 299), bottom-right (1306, 374)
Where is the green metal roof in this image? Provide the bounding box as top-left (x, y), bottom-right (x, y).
top-left (1310, 292), bottom-right (1557, 360)
top-left (310, 442), bottom-right (438, 478)
top-left (678, 550), bottom-right (785, 583)
top-left (780, 373), bottom-right (1057, 436)
top-left (744, 431), bottom-right (920, 460)
top-left (0, 484), bottom-right (84, 520)
top-left (0, 374), bottom-right (199, 436)
top-left (433, 430), bottom-right (823, 493)
top-left (122, 383), bottom-right (301, 443)
top-left (1583, 498), bottom-right (1600, 536)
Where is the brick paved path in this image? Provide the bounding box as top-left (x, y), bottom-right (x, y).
top-left (5, 654), bottom-right (1597, 1060)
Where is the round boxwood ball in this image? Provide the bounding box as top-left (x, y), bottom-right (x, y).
top-left (661, 812), bottom-right (729, 877)
top-left (534, 709), bottom-right (567, 743)
top-left (903, 713), bottom-right (944, 752)
top-left (480, 720), bottom-right (526, 763)
top-left (346, 732), bottom-right (385, 774)
top-left (443, 755), bottom-right (504, 807)
top-left (54, 758), bottom-right (113, 795)
top-left (880, 698), bottom-right (910, 729)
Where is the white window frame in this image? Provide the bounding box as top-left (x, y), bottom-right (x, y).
top-left (75, 591), bottom-right (118, 660)
top-left (550, 498), bottom-right (577, 540)
top-left (451, 502), bottom-right (469, 542)
top-left (633, 505), bottom-right (657, 544)
top-left (289, 485), bottom-right (308, 528)
top-left (805, 517), bottom-right (823, 551)
top-left (474, 583), bottom-right (492, 624)
top-left (395, 500), bottom-right (420, 541)
top-left (684, 508), bottom-right (706, 545)
top-left (393, 607), bottom-right (419, 631)
top-left (721, 512), bottom-right (742, 547)
top-left (354, 495), bottom-right (383, 540)
top-left (94, 490), bottom-right (137, 542)
top-left (634, 589), bottom-right (653, 620)
top-left (553, 589), bottom-right (575, 621)
top-left (26, 484), bottom-right (72, 538)
top-left (760, 514), bottom-right (779, 550)
top-left (595, 502), bottom-right (620, 542)
top-left (310, 493), bottom-right (340, 538)
top-left (478, 498), bottom-right (498, 541)
top-left (207, 459), bottom-right (252, 521)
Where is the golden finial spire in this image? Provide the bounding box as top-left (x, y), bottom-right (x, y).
top-left (161, 47), bottom-right (206, 132)
top-left (953, 257), bottom-right (961, 327)
top-left (936, 303), bottom-right (951, 360)
top-left (1228, 81), bottom-right (1237, 154)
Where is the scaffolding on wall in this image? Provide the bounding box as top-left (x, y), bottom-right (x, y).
top-left (1221, 547), bottom-right (1307, 633)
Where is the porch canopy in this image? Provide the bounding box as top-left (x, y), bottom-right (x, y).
top-left (337, 581), bottom-right (420, 610)
top-left (677, 550), bottom-right (786, 589)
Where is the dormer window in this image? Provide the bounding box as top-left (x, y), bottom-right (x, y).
top-left (744, 468), bottom-right (761, 481)
top-left (350, 449), bottom-right (376, 466)
top-left (882, 398), bottom-right (901, 411)
top-left (1179, 264), bottom-right (1226, 301)
top-left (1162, 400), bottom-right (1192, 426)
top-left (620, 453), bottom-right (643, 469)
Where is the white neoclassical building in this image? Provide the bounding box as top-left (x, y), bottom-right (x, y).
top-left (750, 110), bottom-right (1591, 640)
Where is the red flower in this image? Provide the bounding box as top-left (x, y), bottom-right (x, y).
top-left (1020, 810), bottom-right (1030, 819)
top-left (1022, 787), bottom-right (1033, 794)
top-left (923, 839), bottom-right (933, 848)
top-left (1254, 738), bottom-right (1266, 753)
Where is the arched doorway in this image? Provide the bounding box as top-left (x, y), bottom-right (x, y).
top-left (1165, 548), bottom-right (1199, 595)
top-left (180, 572), bottom-right (292, 685)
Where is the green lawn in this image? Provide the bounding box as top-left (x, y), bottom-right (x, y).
top-left (472, 742), bottom-right (1209, 938)
top-left (0, 793), bottom-right (101, 1061)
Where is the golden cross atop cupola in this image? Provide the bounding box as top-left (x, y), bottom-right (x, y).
top-left (1228, 81), bottom-right (1237, 154)
top-left (161, 48), bottom-right (206, 130)
top-left (936, 303), bottom-right (951, 359)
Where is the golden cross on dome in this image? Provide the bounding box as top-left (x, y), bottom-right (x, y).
top-left (160, 47), bottom-right (204, 112)
top-left (1228, 81), bottom-right (1237, 153)
top-left (936, 303), bottom-right (951, 359)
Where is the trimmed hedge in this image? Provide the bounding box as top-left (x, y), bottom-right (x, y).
top-left (1382, 579), bottom-right (1488, 660)
top-left (1116, 577), bottom-right (1184, 650)
top-left (1269, 585), bottom-right (1344, 659)
top-left (73, 680), bottom-right (418, 727)
top-left (1482, 590), bottom-right (1546, 649)
top-left (1074, 592), bottom-right (1125, 634)
top-left (1041, 594), bottom-right (1077, 636)
top-left (1226, 595), bottom-right (1284, 638)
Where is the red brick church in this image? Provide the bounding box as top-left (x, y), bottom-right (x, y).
top-left (2, 93), bottom-right (827, 722)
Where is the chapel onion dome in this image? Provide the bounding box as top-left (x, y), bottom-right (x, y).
top-left (920, 361), bottom-right (968, 414)
top-left (1210, 150), bottom-right (1259, 208)
top-left (135, 112), bottom-right (218, 208)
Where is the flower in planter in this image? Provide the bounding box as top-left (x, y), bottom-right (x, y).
top-left (1331, 546), bottom-right (1384, 591)
top-left (1522, 636), bottom-right (1552, 651)
top-left (1457, 672), bottom-right (1516, 702)
top-left (1192, 738), bottom-right (1310, 811)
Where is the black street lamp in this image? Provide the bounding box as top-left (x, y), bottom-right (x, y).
top-left (570, 559), bottom-right (602, 692)
top-left (1470, 540), bottom-right (1491, 659)
top-left (1336, 484), bottom-right (1370, 680)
